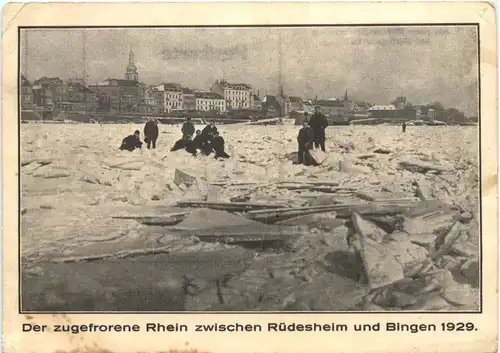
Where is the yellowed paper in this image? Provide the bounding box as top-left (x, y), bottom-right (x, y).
top-left (2, 2), bottom-right (497, 353)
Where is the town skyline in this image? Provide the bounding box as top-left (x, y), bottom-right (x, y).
top-left (21, 26), bottom-right (479, 115)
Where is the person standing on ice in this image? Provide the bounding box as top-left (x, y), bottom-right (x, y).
top-left (144, 117), bottom-right (159, 149)
top-left (296, 120), bottom-right (314, 166)
top-left (119, 130), bottom-right (143, 152)
top-left (181, 117), bottom-right (195, 140)
top-left (402, 121), bottom-right (407, 133)
top-left (308, 105), bottom-right (329, 152)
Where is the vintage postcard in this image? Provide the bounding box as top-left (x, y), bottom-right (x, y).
top-left (2, 2), bottom-right (498, 353)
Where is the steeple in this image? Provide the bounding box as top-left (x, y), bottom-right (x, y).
top-left (128, 45), bottom-right (134, 65)
top-left (125, 45), bottom-right (138, 81)
top-left (344, 89), bottom-right (348, 102)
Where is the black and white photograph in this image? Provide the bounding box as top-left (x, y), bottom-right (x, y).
top-left (19, 25), bottom-right (481, 312)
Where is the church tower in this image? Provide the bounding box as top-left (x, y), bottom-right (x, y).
top-left (343, 88), bottom-right (351, 117)
top-left (125, 46), bottom-right (139, 81)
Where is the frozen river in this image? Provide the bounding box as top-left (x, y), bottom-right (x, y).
top-left (20, 122), bottom-right (479, 262)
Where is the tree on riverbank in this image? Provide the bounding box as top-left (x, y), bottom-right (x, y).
top-left (421, 102), bottom-right (467, 123)
top-left (393, 98), bottom-right (469, 124)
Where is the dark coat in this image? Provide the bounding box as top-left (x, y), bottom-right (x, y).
top-left (191, 134), bottom-right (204, 150)
top-left (185, 141), bottom-right (198, 156)
top-left (212, 136), bottom-right (230, 158)
top-left (181, 121), bottom-right (195, 137)
top-left (202, 125), bottom-right (218, 139)
top-left (170, 139), bottom-right (187, 152)
top-left (200, 141), bottom-right (214, 156)
top-left (144, 120), bottom-right (159, 138)
top-left (308, 112), bottom-right (329, 132)
top-left (190, 134), bottom-right (212, 155)
top-left (120, 135), bottom-right (143, 152)
top-left (297, 126), bottom-right (314, 148)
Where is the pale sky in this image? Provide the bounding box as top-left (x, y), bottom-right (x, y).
top-left (22, 26), bottom-right (479, 115)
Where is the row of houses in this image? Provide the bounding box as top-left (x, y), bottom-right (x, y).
top-left (21, 79), bottom-right (266, 115)
top-left (21, 76), bottom-right (258, 114)
top-left (21, 76), bottom-right (98, 113)
top-left (21, 74), bottom-right (372, 120)
top-left (20, 48), bottom-right (383, 119)
top-left (367, 104), bottom-right (438, 121)
top-left (20, 48), bottom-right (262, 115)
top-left (21, 78), bottom-right (257, 114)
top-left (20, 72), bottom-right (394, 121)
top-left (365, 98), bottom-right (440, 121)
top-left (142, 80), bottom-right (257, 114)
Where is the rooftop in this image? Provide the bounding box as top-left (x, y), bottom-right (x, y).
top-left (68, 82), bottom-right (94, 93)
top-left (264, 95), bottom-right (283, 107)
top-left (195, 92), bottom-right (224, 99)
top-left (21, 75), bottom-right (31, 86)
top-left (317, 100), bottom-right (345, 107)
top-left (33, 77), bottom-right (64, 85)
top-left (156, 83), bottom-right (183, 92)
top-left (97, 79), bottom-right (139, 87)
top-left (217, 80), bottom-right (252, 90)
top-left (289, 96), bottom-right (303, 103)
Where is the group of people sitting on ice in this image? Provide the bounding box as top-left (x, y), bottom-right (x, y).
top-left (119, 117), bottom-right (230, 159)
top-left (170, 118), bottom-right (230, 159)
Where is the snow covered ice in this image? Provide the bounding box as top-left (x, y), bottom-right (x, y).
top-left (21, 122), bottom-right (480, 311)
